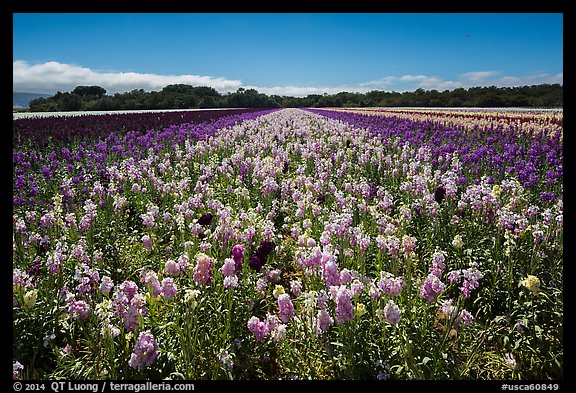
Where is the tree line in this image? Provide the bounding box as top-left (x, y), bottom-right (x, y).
top-left (28, 83), bottom-right (563, 112)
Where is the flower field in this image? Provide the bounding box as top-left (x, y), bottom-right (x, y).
top-left (13, 107), bottom-right (563, 380)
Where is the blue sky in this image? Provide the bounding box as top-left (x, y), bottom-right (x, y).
top-left (13, 13), bottom-right (563, 96)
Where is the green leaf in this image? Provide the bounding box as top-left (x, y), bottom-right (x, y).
top-left (535, 325), bottom-right (543, 340)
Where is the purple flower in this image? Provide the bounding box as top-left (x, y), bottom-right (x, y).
top-left (221, 258), bottom-right (236, 277)
top-left (256, 240), bottom-right (275, 262)
top-left (382, 299), bottom-right (402, 325)
top-left (73, 263), bottom-right (100, 294)
top-left (446, 270), bottom-right (461, 284)
top-left (419, 273), bottom-right (446, 303)
top-left (13, 361), bottom-right (24, 380)
top-left (455, 309), bottom-right (474, 329)
top-left (177, 253), bottom-right (190, 271)
top-left (164, 259), bottom-right (181, 277)
top-left (161, 278), bottom-right (178, 300)
top-left (141, 235), bottom-right (153, 251)
top-left (100, 276), bottom-right (115, 295)
top-left (334, 286), bottom-right (354, 324)
top-left (540, 192), bottom-right (556, 202)
top-left (440, 299), bottom-right (455, 317)
top-left (377, 272), bottom-right (406, 297)
top-left (430, 250), bottom-right (447, 278)
top-left (278, 293), bottom-right (295, 323)
top-left (248, 255), bottom-right (264, 272)
top-left (316, 309), bottom-right (334, 336)
top-left (141, 272), bottom-right (162, 297)
top-left (231, 244), bottom-right (245, 267)
top-left (434, 185), bottom-right (446, 203)
top-left (322, 260), bottom-right (341, 287)
top-left (67, 299), bottom-right (91, 320)
top-left (247, 316), bottom-right (269, 342)
top-left (290, 280), bottom-right (302, 296)
top-left (198, 213), bottom-right (213, 226)
top-left (128, 331), bottom-right (159, 370)
top-left (121, 280), bottom-right (139, 301)
top-left (267, 269), bottom-right (281, 283)
top-left (121, 293), bottom-right (147, 332)
top-left (339, 268), bottom-right (352, 285)
top-left (223, 275), bottom-right (239, 288)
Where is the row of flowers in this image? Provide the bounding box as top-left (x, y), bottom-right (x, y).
top-left (13, 108), bottom-right (562, 379)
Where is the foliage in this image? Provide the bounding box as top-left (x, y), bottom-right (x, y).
top-left (27, 84), bottom-right (563, 112)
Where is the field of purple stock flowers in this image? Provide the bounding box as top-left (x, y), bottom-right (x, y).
top-left (13, 107), bottom-right (562, 380)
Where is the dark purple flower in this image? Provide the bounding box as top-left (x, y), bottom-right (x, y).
top-left (540, 192), bottom-right (556, 202)
top-left (456, 176), bottom-right (468, 186)
top-left (231, 244), bottom-right (245, 273)
top-left (248, 255), bottom-right (263, 272)
top-left (256, 240), bottom-right (275, 262)
top-left (434, 185), bottom-right (446, 204)
top-left (239, 165), bottom-right (249, 181)
top-left (27, 258), bottom-right (42, 279)
top-left (198, 213), bottom-right (213, 226)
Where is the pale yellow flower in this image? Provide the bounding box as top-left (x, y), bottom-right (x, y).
top-left (23, 289), bottom-right (38, 309)
top-left (355, 303), bottom-right (367, 317)
top-left (492, 184), bottom-right (502, 199)
top-left (452, 234), bottom-right (464, 249)
top-left (273, 285), bottom-right (285, 299)
top-left (521, 275), bottom-right (540, 294)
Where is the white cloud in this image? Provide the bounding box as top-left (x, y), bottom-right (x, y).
top-left (360, 71), bottom-right (563, 93)
top-left (459, 71), bottom-right (501, 83)
top-left (13, 60), bottom-right (563, 97)
top-left (242, 84), bottom-right (362, 97)
top-left (13, 60), bottom-right (242, 94)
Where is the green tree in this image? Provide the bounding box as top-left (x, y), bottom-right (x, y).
top-left (72, 85), bottom-right (107, 99)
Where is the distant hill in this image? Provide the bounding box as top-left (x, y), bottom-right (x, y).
top-left (13, 92), bottom-right (52, 109)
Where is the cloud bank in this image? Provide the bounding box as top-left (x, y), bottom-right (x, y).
top-left (14, 60), bottom-right (563, 98)
top-left (13, 60), bottom-right (242, 95)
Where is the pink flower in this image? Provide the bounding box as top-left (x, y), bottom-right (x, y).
top-left (221, 258), bottom-right (236, 277)
top-left (164, 259), bottom-right (181, 277)
top-left (377, 272), bottom-right (406, 297)
top-left (278, 293), bottom-right (295, 323)
top-left (322, 260), bottom-right (340, 287)
top-left (100, 276), bottom-right (114, 295)
top-left (193, 253), bottom-right (214, 286)
top-left (67, 299), bottom-right (91, 319)
top-left (316, 309), bottom-right (334, 336)
top-left (141, 272), bottom-right (162, 297)
top-left (161, 278), bottom-right (178, 300)
top-left (128, 331), bottom-right (158, 370)
top-left (224, 275), bottom-right (239, 288)
top-left (335, 286), bottom-right (354, 324)
top-left (247, 316), bottom-right (269, 342)
top-left (290, 279), bottom-right (302, 296)
top-left (383, 299), bottom-right (401, 325)
top-left (419, 273), bottom-right (446, 303)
